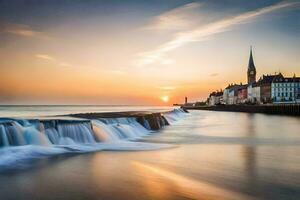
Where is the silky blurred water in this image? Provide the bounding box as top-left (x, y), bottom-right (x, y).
top-left (0, 110), bottom-right (300, 200)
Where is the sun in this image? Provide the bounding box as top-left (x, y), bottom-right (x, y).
top-left (161, 96), bottom-right (169, 103)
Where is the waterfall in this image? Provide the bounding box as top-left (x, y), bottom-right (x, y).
top-left (163, 108), bottom-right (187, 124)
top-left (0, 125), bottom-right (10, 147)
top-left (92, 117), bottom-right (151, 142)
top-left (0, 108), bottom-right (187, 148)
top-left (23, 126), bottom-right (51, 146)
top-left (56, 122), bottom-right (97, 145)
top-left (0, 109), bottom-right (187, 170)
top-left (0, 122), bottom-right (26, 146)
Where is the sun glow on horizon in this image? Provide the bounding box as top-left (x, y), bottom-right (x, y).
top-left (161, 96), bottom-right (169, 103)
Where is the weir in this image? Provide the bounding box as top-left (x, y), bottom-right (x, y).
top-left (0, 108), bottom-right (188, 148)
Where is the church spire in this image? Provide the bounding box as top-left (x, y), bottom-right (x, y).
top-left (247, 46), bottom-right (256, 84)
top-left (248, 46), bottom-right (256, 72)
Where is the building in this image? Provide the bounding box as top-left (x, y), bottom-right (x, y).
top-left (246, 47), bottom-right (259, 104)
top-left (247, 47), bottom-right (256, 84)
top-left (223, 86), bottom-right (230, 105)
top-left (272, 74), bottom-right (300, 103)
top-left (258, 74), bottom-right (283, 103)
top-left (208, 91), bottom-right (223, 106)
top-left (223, 84), bottom-right (238, 105)
top-left (247, 82), bottom-right (261, 104)
top-left (228, 84), bottom-right (244, 105)
top-left (237, 85), bottom-right (248, 104)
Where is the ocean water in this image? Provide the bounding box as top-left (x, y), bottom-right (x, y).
top-left (0, 105), bottom-right (173, 118)
top-left (0, 108), bottom-right (300, 200)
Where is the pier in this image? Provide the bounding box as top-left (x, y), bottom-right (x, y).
top-left (182, 104), bottom-right (300, 116)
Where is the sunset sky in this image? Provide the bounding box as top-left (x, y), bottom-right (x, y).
top-left (0, 0), bottom-right (299, 105)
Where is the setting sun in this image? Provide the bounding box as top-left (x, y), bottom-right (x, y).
top-left (161, 96), bottom-right (169, 103)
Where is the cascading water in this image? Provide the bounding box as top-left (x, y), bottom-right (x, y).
top-left (163, 108), bottom-right (187, 124)
top-left (0, 108), bottom-right (187, 170)
top-left (92, 117), bottom-right (152, 141)
top-left (0, 121), bottom-right (50, 147)
top-left (56, 122), bottom-right (97, 144)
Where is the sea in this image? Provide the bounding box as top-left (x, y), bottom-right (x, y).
top-left (0, 105), bottom-right (299, 200)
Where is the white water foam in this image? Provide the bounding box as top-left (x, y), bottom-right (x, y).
top-left (0, 108), bottom-right (187, 170)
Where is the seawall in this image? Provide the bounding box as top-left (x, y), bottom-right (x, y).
top-left (68, 110), bottom-right (188, 130)
top-left (182, 104), bottom-right (300, 116)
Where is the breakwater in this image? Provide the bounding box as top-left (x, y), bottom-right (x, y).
top-left (182, 104), bottom-right (300, 116)
top-left (69, 111), bottom-right (170, 130)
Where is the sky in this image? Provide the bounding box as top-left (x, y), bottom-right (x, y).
top-left (0, 0), bottom-right (299, 105)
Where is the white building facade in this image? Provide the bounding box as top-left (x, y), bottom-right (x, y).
top-left (247, 83), bottom-right (261, 104)
top-left (271, 76), bottom-right (300, 103)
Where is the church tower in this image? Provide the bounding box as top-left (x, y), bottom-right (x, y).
top-left (247, 46), bottom-right (256, 84)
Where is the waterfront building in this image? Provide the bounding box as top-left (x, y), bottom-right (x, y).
top-left (247, 47), bottom-right (256, 84)
top-left (228, 85), bottom-right (244, 105)
top-left (272, 75), bottom-right (300, 103)
top-left (223, 86), bottom-right (230, 105)
top-left (237, 85), bottom-right (248, 104)
top-left (257, 74), bottom-right (283, 103)
top-left (208, 91), bottom-right (223, 106)
top-left (223, 84), bottom-right (238, 104)
top-left (247, 82), bottom-right (261, 104)
top-left (247, 84), bottom-right (253, 103)
top-left (228, 89), bottom-right (236, 105)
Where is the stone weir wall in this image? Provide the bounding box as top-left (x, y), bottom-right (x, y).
top-left (68, 111), bottom-right (171, 130)
top-left (182, 104), bottom-right (300, 116)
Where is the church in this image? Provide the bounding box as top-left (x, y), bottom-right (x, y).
top-left (247, 47), bottom-right (256, 84)
top-left (246, 47), bottom-right (279, 104)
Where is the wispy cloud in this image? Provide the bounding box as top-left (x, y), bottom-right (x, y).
top-left (35, 54), bottom-right (72, 68)
top-left (143, 2), bottom-right (202, 31)
top-left (0, 22), bottom-right (49, 39)
top-left (136, 1), bottom-right (300, 67)
top-left (35, 54), bottom-right (56, 61)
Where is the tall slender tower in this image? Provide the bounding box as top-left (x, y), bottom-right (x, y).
top-left (247, 46), bottom-right (256, 84)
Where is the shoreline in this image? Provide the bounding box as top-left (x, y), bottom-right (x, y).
top-left (182, 104), bottom-right (300, 116)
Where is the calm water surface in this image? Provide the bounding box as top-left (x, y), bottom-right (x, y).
top-left (0, 105), bottom-right (173, 118)
top-left (0, 110), bottom-right (300, 200)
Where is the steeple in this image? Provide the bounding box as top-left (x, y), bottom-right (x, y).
top-left (248, 46), bottom-right (256, 72)
top-left (247, 46), bottom-right (256, 84)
